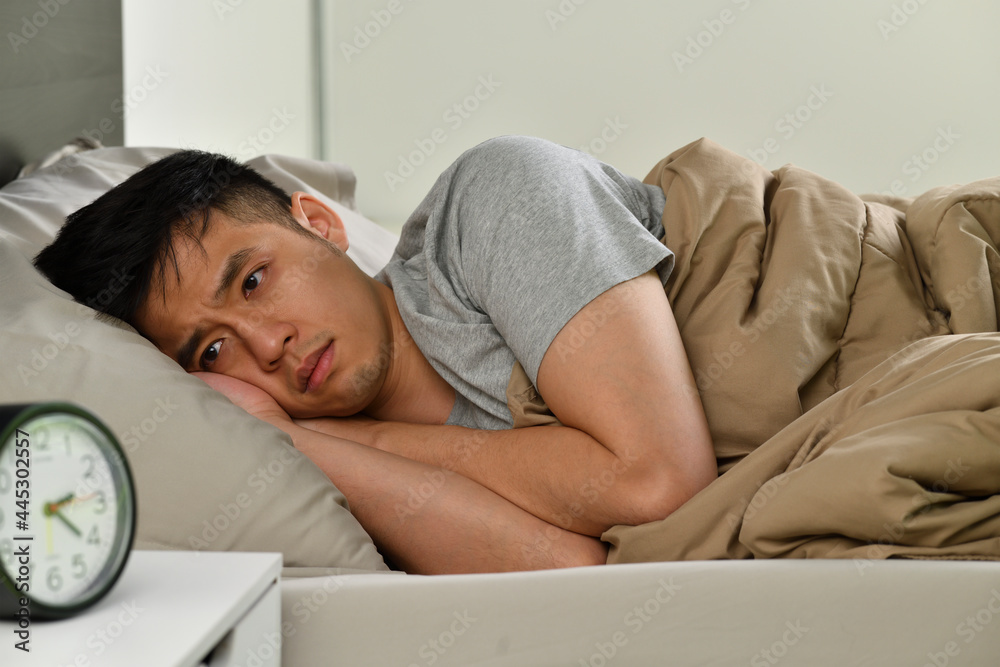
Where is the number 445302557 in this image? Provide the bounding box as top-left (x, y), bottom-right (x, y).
top-left (13, 429), bottom-right (30, 530)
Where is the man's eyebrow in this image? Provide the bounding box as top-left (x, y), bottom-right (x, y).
top-left (176, 326), bottom-right (206, 371)
top-left (174, 245), bottom-right (260, 370)
top-left (214, 246), bottom-right (260, 304)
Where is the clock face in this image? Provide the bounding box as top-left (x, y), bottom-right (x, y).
top-left (0, 409), bottom-right (135, 611)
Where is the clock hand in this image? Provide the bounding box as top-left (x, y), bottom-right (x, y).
top-left (45, 492), bottom-right (76, 512)
top-left (51, 509), bottom-right (83, 537)
top-left (44, 494), bottom-right (84, 537)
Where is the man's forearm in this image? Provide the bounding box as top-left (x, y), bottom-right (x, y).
top-left (277, 420), bottom-right (608, 573)
top-left (296, 418), bottom-right (680, 536)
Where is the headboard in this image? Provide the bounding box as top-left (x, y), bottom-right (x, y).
top-left (0, 0), bottom-right (123, 186)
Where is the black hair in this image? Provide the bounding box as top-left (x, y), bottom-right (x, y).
top-left (34, 150), bottom-right (308, 331)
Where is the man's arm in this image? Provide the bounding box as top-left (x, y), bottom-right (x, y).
top-left (196, 373), bottom-right (607, 573)
top-left (285, 422), bottom-right (609, 573)
top-left (299, 272), bottom-right (718, 536)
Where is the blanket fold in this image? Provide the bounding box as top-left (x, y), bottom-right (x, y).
top-left (603, 139), bottom-right (1000, 562)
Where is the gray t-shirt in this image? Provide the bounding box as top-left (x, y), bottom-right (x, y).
top-left (377, 136), bottom-right (672, 429)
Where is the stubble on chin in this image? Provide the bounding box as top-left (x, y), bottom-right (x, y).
top-left (344, 337), bottom-right (400, 415)
top-left (347, 358), bottom-right (382, 407)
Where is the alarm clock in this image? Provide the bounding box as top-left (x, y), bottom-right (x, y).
top-left (0, 403), bottom-right (136, 620)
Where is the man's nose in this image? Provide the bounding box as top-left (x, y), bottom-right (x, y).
top-left (242, 319), bottom-right (294, 368)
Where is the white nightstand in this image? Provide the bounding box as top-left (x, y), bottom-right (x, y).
top-left (2, 550), bottom-right (282, 667)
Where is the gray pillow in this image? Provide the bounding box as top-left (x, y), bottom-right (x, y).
top-left (0, 146), bottom-right (396, 571)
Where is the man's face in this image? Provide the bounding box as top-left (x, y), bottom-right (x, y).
top-left (135, 207), bottom-right (393, 418)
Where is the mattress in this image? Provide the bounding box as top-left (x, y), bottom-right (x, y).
top-left (279, 559), bottom-right (1000, 665)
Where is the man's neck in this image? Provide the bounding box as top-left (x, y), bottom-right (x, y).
top-left (362, 281), bottom-right (455, 425)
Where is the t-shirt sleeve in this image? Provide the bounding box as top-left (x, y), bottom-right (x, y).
top-left (447, 136), bottom-right (673, 384)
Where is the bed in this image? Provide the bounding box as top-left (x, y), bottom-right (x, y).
top-left (3, 3), bottom-right (1000, 665)
top-left (4, 142), bottom-right (1000, 667)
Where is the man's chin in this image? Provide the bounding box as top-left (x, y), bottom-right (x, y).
top-left (283, 398), bottom-right (364, 420)
top-left (283, 403), bottom-right (324, 420)
top-left (285, 364), bottom-right (383, 419)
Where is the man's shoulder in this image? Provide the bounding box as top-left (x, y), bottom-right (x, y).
top-left (461, 134), bottom-right (563, 157)
top-left (451, 135), bottom-right (583, 181)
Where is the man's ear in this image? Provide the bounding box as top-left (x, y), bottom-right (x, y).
top-left (290, 191), bottom-right (349, 252)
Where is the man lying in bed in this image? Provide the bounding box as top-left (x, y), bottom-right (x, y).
top-left (34, 135), bottom-right (716, 574)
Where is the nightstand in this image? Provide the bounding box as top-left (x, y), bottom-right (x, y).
top-left (2, 550), bottom-right (282, 666)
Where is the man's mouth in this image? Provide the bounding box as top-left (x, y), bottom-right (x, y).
top-left (298, 341), bottom-right (335, 393)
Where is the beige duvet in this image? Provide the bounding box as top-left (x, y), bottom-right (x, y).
top-left (599, 138), bottom-right (1000, 562)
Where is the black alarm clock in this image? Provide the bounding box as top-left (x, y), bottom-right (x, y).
top-left (0, 403), bottom-right (136, 620)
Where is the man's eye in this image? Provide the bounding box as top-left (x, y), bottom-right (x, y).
top-left (243, 268), bottom-right (263, 296)
top-left (201, 340), bottom-right (222, 368)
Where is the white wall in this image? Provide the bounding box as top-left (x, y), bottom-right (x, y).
top-left (324, 0), bottom-right (1000, 231)
top-left (122, 0), bottom-right (318, 160)
top-left (121, 2), bottom-right (1000, 234)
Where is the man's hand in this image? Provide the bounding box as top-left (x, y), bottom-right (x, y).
top-left (192, 372), bottom-right (292, 427)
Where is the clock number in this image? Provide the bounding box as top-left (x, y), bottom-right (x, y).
top-left (0, 508), bottom-right (4, 530)
top-left (36, 425), bottom-right (50, 451)
top-left (72, 553), bottom-right (87, 579)
top-left (0, 467), bottom-right (10, 493)
top-left (86, 525), bottom-right (100, 546)
top-left (82, 454), bottom-right (97, 480)
top-left (93, 491), bottom-right (107, 515)
top-left (0, 539), bottom-right (12, 563)
top-left (47, 566), bottom-right (63, 592)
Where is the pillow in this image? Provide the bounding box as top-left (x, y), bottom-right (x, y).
top-left (0, 146), bottom-right (397, 572)
top-left (0, 146), bottom-right (398, 274)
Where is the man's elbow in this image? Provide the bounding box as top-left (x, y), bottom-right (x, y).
top-left (619, 456), bottom-right (718, 527)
